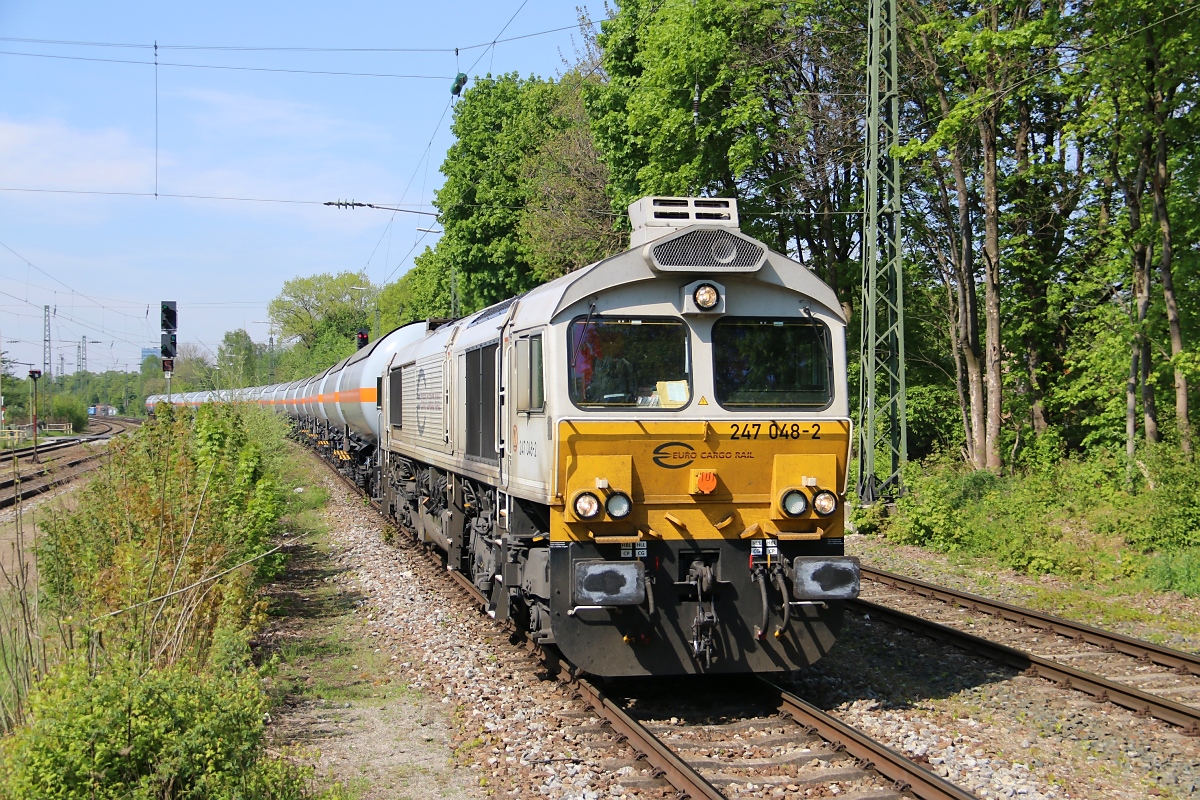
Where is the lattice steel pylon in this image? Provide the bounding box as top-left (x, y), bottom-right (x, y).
top-left (856, 0), bottom-right (907, 503)
top-left (42, 305), bottom-right (51, 380)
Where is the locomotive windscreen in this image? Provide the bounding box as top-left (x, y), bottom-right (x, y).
top-left (569, 317), bottom-right (690, 408)
top-left (712, 318), bottom-right (831, 408)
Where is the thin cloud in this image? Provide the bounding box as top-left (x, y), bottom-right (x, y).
top-left (0, 119), bottom-right (153, 191)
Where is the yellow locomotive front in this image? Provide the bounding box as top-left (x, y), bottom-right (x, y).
top-left (536, 213), bottom-right (858, 674)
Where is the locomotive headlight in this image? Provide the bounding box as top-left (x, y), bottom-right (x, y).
top-left (813, 490), bottom-right (839, 516)
top-left (573, 491), bottom-right (602, 519)
top-left (693, 283), bottom-right (720, 310)
top-left (605, 492), bottom-right (633, 519)
top-left (780, 489), bottom-right (809, 517)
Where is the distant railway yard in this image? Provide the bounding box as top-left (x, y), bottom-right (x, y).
top-left (0, 417), bottom-right (136, 512)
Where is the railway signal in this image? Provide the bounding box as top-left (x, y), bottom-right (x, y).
top-left (160, 301), bottom-right (177, 332)
top-left (160, 300), bottom-right (176, 402)
top-left (356, 329), bottom-right (369, 350)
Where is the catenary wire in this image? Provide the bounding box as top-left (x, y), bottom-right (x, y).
top-left (376, 0), bottom-right (531, 286)
top-left (0, 49), bottom-right (452, 79)
top-left (0, 22), bottom-right (592, 55)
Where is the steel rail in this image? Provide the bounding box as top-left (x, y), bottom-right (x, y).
top-left (0, 421), bottom-right (132, 509)
top-left (760, 677), bottom-right (976, 800)
top-left (2, 437), bottom-right (91, 460)
top-left (318, 454), bottom-right (989, 799)
top-left (0, 453), bottom-right (106, 509)
top-left (862, 566), bottom-right (1200, 676)
top-left (852, 598), bottom-right (1200, 734)
top-left (0, 453), bottom-right (104, 492)
top-left (572, 676), bottom-right (726, 800)
top-left (319, 459), bottom-right (726, 799)
top-left (1, 418), bottom-right (132, 459)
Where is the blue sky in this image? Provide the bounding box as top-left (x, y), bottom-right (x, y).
top-left (0, 1), bottom-right (592, 373)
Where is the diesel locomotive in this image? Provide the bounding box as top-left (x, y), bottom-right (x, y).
top-left (148, 196), bottom-right (859, 676)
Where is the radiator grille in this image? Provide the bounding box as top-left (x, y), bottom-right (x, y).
top-left (650, 229), bottom-right (766, 271)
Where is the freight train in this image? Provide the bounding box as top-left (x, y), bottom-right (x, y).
top-left (147, 196), bottom-right (859, 676)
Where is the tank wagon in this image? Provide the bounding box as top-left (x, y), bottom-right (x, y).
top-left (149, 196), bottom-right (859, 676)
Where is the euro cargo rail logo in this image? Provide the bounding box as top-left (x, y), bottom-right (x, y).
top-left (652, 441), bottom-right (695, 469)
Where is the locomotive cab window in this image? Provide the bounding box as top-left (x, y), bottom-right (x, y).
top-left (713, 317), bottom-right (832, 408)
top-left (568, 317), bottom-right (690, 409)
top-left (515, 334), bottom-right (545, 413)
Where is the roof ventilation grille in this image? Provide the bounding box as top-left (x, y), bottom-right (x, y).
top-left (628, 196), bottom-right (740, 247)
top-left (649, 228), bottom-right (766, 272)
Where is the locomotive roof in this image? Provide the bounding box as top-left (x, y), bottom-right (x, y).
top-left (513, 224), bottom-right (845, 329)
top-left (384, 223), bottom-right (844, 369)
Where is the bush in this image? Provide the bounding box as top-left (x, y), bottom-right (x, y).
top-left (0, 403), bottom-right (333, 798)
top-left (871, 427), bottom-right (1200, 591)
top-left (882, 444), bottom-right (1138, 580)
top-left (38, 403), bottom-right (288, 645)
top-left (1110, 443), bottom-right (1200, 553)
top-left (1146, 548), bottom-right (1200, 597)
top-left (49, 395), bottom-right (89, 433)
top-left (905, 384), bottom-right (965, 461)
top-left (0, 661), bottom-right (316, 800)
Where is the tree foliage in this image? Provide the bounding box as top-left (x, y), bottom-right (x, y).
top-left (182, 0), bottom-right (1200, 500)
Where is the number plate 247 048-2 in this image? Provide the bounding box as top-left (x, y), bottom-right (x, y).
top-left (728, 422), bottom-right (822, 441)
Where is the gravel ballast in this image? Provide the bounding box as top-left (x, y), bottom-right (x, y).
top-left (272, 467), bottom-right (672, 799)
top-left (271, 455), bottom-right (1200, 799)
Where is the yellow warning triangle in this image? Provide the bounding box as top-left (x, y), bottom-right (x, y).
top-left (698, 396), bottom-right (709, 405)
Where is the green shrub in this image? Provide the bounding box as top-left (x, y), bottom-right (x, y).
top-left (867, 425), bottom-right (1200, 590)
top-left (1112, 443), bottom-right (1200, 553)
top-left (849, 497), bottom-right (886, 536)
top-left (49, 395), bottom-right (89, 433)
top-left (0, 662), bottom-right (316, 800)
top-left (905, 384), bottom-right (965, 461)
top-left (38, 403), bottom-right (289, 649)
top-left (1146, 548), bottom-right (1200, 597)
top-left (882, 447), bottom-right (1138, 580)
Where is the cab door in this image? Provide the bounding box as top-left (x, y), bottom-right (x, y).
top-left (507, 328), bottom-right (550, 497)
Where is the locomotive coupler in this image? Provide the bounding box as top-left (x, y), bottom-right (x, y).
top-left (691, 604), bottom-right (718, 667)
top-left (687, 560), bottom-right (715, 598)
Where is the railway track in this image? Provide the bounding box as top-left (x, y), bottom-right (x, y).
top-left (858, 566), bottom-right (1200, 734)
top-left (319, 454), bottom-right (975, 800)
top-left (1, 418), bottom-right (135, 510)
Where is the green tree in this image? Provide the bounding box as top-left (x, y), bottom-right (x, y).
top-left (425, 73), bottom-right (566, 311)
top-left (217, 329), bottom-right (265, 388)
top-left (267, 272), bottom-right (375, 348)
top-left (520, 73), bottom-right (627, 284)
top-left (586, 0), bottom-right (865, 307)
top-left (49, 394), bottom-right (88, 432)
